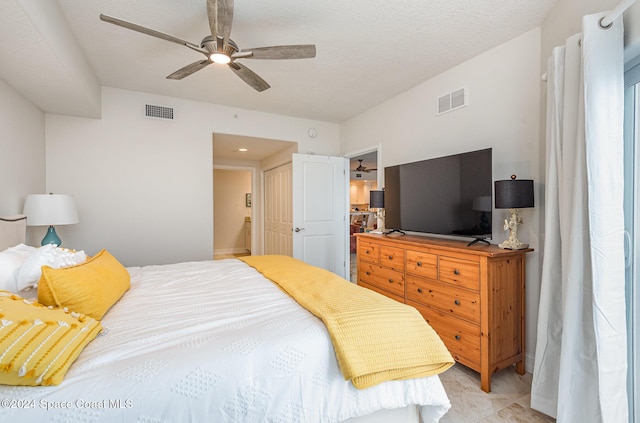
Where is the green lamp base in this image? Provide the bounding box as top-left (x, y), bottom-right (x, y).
top-left (41, 225), bottom-right (61, 246)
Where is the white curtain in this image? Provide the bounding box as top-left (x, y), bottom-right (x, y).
top-left (531, 12), bottom-right (628, 423)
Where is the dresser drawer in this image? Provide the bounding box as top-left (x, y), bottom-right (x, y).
top-left (357, 240), bottom-right (379, 264)
top-left (379, 245), bottom-right (405, 271)
top-left (406, 250), bottom-right (438, 279)
top-left (410, 301), bottom-right (481, 368)
top-left (358, 281), bottom-right (404, 303)
top-left (439, 256), bottom-right (480, 291)
top-left (406, 276), bottom-right (480, 324)
top-left (358, 262), bottom-right (405, 298)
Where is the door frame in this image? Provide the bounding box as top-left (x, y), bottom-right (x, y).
top-left (344, 143), bottom-right (383, 192)
top-left (343, 144), bottom-right (382, 281)
top-left (212, 165), bottom-right (258, 255)
top-left (624, 61), bottom-right (640, 423)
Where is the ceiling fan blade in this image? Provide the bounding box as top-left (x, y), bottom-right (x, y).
top-left (207, 0), bottom-right (234, 43)
top-left (228, 62), bottom-right (270, 92)
top-left (100, 14), bottom-right (205, 53)
top-left (241, 45), bottom-right (316, 60)
top-left (166, 60), bottom-right (211, 80)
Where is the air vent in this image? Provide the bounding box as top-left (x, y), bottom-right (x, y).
top-left (144, 104), bottom-right (174, 120)
top-left (437, 87), bottom-right (468, 115)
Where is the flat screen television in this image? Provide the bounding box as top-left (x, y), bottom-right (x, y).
top-left (384, 148), bottom-right (492, 242)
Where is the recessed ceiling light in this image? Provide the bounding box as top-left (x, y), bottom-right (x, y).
top-left (238, 148), bottom-right (248, 152)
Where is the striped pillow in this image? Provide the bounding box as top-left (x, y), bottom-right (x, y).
top-left (0, 291), bottom-right (102, 386)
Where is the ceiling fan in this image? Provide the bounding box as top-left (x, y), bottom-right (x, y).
top-left (99, 0), bottom-right (316, 92)
top-left (353, 160), bottom-right (377, 173)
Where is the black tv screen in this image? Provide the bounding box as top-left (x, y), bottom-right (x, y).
top-left (384, 148), bottom-right (492, 239)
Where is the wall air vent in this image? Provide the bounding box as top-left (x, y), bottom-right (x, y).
top-left (437, 87), bottom-right (468, 115)
top-left (144, 104), bottom-right (174, 120)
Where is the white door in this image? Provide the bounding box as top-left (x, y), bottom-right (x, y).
top-left (264, 163), bottom-right (293, 256)
top-left (292, 154), bottom-right (348, 278)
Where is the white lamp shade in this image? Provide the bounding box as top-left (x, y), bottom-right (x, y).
top-left (23, 194), bottom-right (79, 226)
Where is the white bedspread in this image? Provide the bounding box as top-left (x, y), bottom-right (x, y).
top-left (0, 259), bottom-right (450, 422)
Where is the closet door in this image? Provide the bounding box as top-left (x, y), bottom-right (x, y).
top-left (264, 163), bottom-right (293, 256)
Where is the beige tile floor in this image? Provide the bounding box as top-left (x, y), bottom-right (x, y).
top-left (439, 364), bottom-right (555, 423)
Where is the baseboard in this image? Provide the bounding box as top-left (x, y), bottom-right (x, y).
top-left (213, 247), bottom-right (250, 255)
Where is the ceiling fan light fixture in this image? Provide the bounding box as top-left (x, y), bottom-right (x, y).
top-left (100, 0), bottom-right (316, 91)
top-left (210, 52), bottom-right (231, 64)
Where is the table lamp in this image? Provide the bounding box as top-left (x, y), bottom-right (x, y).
top-left (494, 175), bottom-right (533, 250)
top-left (22, 194), bottom-right (79, 246)
top-left (369, 190), bottom-right (385, 232)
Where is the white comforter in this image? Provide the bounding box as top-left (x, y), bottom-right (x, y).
top-left (0, 259), bottom-right (450, 422)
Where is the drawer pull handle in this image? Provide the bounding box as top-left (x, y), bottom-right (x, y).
top-left (366, 251), bottom-right (370, 254)
top-left (454, 299), bottom-right (461, 305)
top-left (388, 279), bottom-right (394, 283)
top-left (388, 255), bottom-right (393, 260)
top-left (454, 269), bottom-right (460, 275)
top-left (417, 261), bottom-right (422, 266)
top-left (366, 271), bottom-right (371, 276)
top-left (455, 335), bottom-right (461, 340)
top-left (417, 288), bottom-right (423, 293)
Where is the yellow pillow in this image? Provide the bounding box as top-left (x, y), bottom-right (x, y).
top-left (38, 249), bottom-right (130, 320)
top-left (0, 291), bottom-right (102, 386)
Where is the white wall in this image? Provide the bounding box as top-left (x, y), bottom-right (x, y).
top-left (340, 28), bottom-right (542, 370)
top-left (0, 78), bottom-right (46, 245)
top-left (46, 87), bottom-right (339, 265)
top-left (45, 86), bottom-right (340, 266)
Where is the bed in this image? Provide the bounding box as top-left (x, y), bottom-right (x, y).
top-left (0, 215), bottom-right (452, 422)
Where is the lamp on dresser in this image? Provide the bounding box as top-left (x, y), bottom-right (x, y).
top-left (22, 194), bottom-right (79, 246)
top-left (369, 190), bottom-right (385, 233)
top-left (494, 175), bottom-right (534, 249)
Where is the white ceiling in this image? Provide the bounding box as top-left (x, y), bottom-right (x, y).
top-left (0, 0), bottom-right (557, 124)
top-left (213, 133), bottom-right (295, 161)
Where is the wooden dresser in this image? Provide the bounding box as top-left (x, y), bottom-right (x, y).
top-left (355, 233), bottom-right (531, 392)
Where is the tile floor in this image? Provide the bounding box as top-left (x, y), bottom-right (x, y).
top-left (439, 364), bottom-right (555, 422)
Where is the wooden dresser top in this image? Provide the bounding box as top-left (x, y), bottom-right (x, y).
top-left (355, 233), bottom-right (533, 258)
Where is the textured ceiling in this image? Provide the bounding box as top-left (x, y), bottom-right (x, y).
top-left (0, 0), bottom-right (557, 123)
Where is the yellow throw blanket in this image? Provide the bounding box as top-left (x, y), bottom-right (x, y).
top-left (240, 255), bottom-right (454, 389)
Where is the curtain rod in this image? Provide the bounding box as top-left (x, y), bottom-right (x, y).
top-left (541, 0), bottom-right (636, 81)
top-left (601, 0), bottom-right (636, 27)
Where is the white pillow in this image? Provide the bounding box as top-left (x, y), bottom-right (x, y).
top-left (16, 244), bottom-right (87, 291)
top-left (0, 244), bottom-right (37, 292)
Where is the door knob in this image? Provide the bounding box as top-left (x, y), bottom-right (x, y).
top-left (294, 227), bottom-right (305, 232)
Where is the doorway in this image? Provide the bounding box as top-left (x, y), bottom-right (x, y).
top-left (345, 145), bottom-right (382, 282)
top-left (213, 167), bottom-right (254, 259)
top-left (212, 133), bottom-right (297, 258)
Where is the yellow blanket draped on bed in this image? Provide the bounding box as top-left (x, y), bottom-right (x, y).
top-left (240, 255), bottom-right (454, 389)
